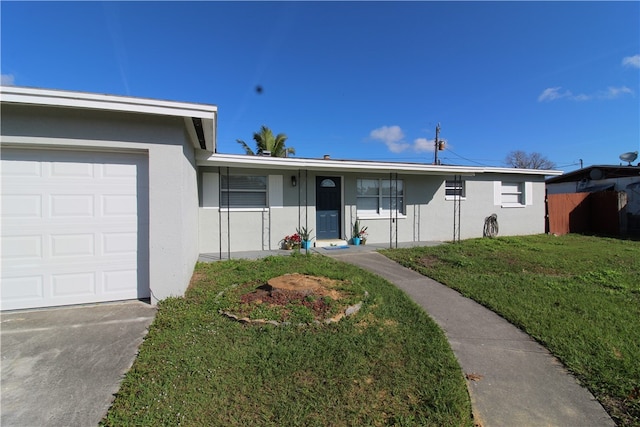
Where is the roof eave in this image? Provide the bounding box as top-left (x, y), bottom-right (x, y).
top-left (198, 154), bottom-right (562, 176)
top-left (547, 165), bottom-right (640, 183)
top-left (1, 85), bottom-right (218, 152)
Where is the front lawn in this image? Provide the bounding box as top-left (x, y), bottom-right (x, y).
top-left (381, 234), bottom-right (640, 426)
top-left (102, 254), bottom-right (473, 426)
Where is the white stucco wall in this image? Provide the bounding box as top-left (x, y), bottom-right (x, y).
top-left (1, 104), bottom-right (202, 304)
top-left (198, 168), bottom-right (305, 253)
top-left (197, 167), bottom-right (548, 252)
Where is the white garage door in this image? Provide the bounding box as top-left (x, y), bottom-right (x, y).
top-left (1, 148), bottom-right (149, 310)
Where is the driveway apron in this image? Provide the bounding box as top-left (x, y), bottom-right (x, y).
top-left (1, 301), bottom-right (156, 427)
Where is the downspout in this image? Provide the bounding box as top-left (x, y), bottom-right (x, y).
top-left (389, 172), bottom-right (393, 248)
top-left (218, 166), bottom-right (222, 260)
top-left (395, 173), bottom-right (398, 249)
top-left (226, 167), bottom-right (230, 259)
top-left (297, 169), bottom-right (301, 232)
top-left (457, 174), bottom-right (461, 243)
top-left (453, 174), bottom-right (461, 243)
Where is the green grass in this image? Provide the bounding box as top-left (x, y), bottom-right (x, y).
top-left (381, 234), bottom-right (640, 426)
top-left (101, 254), bottom-right (473, 427)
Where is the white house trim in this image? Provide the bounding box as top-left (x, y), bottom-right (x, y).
top-left (198, 153), bottom-right (561, 177)
top-left (1, 86), bottom-right (218, 152)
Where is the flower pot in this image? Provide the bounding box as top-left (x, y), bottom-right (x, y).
top-left (302, 240), bottom-right (312, 249)
top-left (353, 237), bottom-right (361, 246)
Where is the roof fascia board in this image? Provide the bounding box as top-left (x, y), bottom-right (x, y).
top-left (547, 165), bottom-right (640, 183)
top-left (2, 85), bottom-right (217, 153)
top-left (0, 86), bottom-right (217, 120)
top-left (205, 115), bottom-right (216, 153)
top-left (198, 154), bottom-right (561, 176)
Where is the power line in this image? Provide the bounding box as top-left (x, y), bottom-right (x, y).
top-left (441, 149), bottom-right (495, 167)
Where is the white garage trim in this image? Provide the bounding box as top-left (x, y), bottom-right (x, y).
top-left (1, 148), bottom-right (149, 310)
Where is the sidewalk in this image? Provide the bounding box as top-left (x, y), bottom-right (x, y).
top-left (322, 249), bottom-right (614, 427)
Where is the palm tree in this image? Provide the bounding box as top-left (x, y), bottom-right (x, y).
top-left (236, 125), bottom-right (295, 157)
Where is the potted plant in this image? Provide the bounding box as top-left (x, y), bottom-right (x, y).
top-left (296, 226), bottom-right (314, 249)
top-left (352, 220), bottom-right (361, 245)
top-left (358, 225), bottom-right (368, 245)
top-left (282, 233), bottom-right (301, 250)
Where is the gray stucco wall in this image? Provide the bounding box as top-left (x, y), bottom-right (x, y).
top-left (1, 104), bottom-right (201, 304)
top-left (198, 166), bottom-right (548, 252)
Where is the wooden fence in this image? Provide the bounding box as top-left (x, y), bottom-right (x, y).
top-left (546, 191), bottom-right (625, 236)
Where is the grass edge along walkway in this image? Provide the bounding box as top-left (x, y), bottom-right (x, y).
top-left (102, 254), bottom-right (474, 427)
top-left (381, 234), bottom-right (640, 427)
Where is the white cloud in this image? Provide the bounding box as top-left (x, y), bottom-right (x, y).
top-left (413, 137), bottom-right (434, 153)
top-left (573, 94), bottom-right (591, 102)
top-left (370, 126), bottom-right (450, 154)
top-left (598, 86), bottom-right (633, 99)
top-left (622, 54), bottom-right (640, 69)
top-left (369, 125), bottom-right (410, 153)
top-left (538, 87), bottom-right (572, 102)
top-left (1, 74), bottom-right (15, 85)
top-left (538, 85), bottom-right (632, 102)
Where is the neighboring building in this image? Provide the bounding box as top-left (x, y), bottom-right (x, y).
top-left (1, 86), bottom-right (560, 310)
top-left (546, 165), bottom-right (640, 236)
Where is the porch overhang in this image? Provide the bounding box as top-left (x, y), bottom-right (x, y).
top-left (198, 153), bottom-right (562, 177)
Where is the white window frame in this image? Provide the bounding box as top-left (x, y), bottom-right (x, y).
top-left (356, 178), bottom-right (405, 218)
top-left (445, 179), bottom-right (466, 200)
top-left (220, 174), bottom-right (268, 211)
top-left (495, 181), bottom-right (533, 208)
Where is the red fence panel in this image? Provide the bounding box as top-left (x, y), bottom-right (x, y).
top-left (547, 191), bottom-right (623, 236)
top-left (590, 191), bottom-right (621, 236)
top-left (547, 192), bottom-right (590, 235)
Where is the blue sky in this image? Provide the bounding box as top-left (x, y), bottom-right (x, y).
top-left (2, 1), bottom-right (639, 171)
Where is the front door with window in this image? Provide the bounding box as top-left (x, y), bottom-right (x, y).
top-left (316, 177), bottom-right (341, 239)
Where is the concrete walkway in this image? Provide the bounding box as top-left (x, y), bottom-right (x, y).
top-left (322, 249), bottom-right (614, 427)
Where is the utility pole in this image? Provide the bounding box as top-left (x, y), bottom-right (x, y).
top-left (433, 123), bottom-right (441, 165)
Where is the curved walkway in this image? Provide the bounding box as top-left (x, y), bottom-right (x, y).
top-left (323, 249), bottom-right (614, 427)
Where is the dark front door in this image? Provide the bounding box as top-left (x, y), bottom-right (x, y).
top-left (316, 177), bottom-right (341, 240)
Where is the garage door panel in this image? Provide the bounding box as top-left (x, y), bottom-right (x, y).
top-left (2, 258), bottom-right (143, 309)
top-left (1, 148), bottom-right (149, 310)
top-left (50, 194), bottom-right (95, 217)
top-left (50, 233), bottom-right (96, 257)
top-left (51, 161), bottom-right (94, 178)
top-left (1, 235), bottom-right (43, 259)
top-left (103, 270), bottom-right (138, 294)
top-left (52, 272), bottom-right (96, 298)
top-left (1, 195), bottom-right (43, 218)
top-left (1, 157), bottom-right (42, 176)
top-left (103, 232), bottom-right (137, 255)
top-left (103, 161), bottom-right (138, 178)
top-left (102, 194), bottom-right (137, 217)
top-left (1, 276), bottom-right (45, 301)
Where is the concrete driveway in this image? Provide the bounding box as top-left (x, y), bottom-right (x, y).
top-left (1, 301), bottom-right (156, 427)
